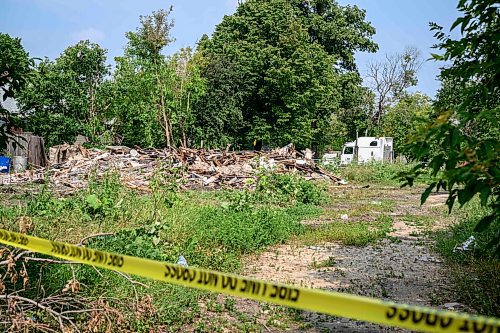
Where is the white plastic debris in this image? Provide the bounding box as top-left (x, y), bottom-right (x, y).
top-left (130, 149), bottom-right (139, 158)
top-left (304, 148), bottom-right (314, 161)
top-left (453, 236), bottom-right (475, 252)
top-left (339, 179), bottom-right (348, 185)
top-left (259, 157), bottom-right (276, 171)
top-left (177, 255), bottom-right (188, 267)
top-left (104, 117), bottom-right (116, 126)
top-left (441, 302), bottom-right (465, 310)
top-left (340, 214), bottom-right (349, 220)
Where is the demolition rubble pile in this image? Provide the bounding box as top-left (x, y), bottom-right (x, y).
top-left (2, 144), bottom-right (341, 193)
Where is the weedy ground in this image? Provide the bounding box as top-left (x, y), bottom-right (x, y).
top-left (0, 171), bottom-right (324, 332)
top-left (0, 163), bottom-right (497, 332)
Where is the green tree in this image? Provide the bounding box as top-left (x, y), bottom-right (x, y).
top-left (403, 0), bottom-right (499, 254)
top-left (327, 86), bottom-right (374, 151)
top-left (0, 33), bottom-right (32, 149)
top-left (167, 47), bottom-right (206, 147)
top-left (193, 48), bottom-right (246, 148)
top-left (383, 93), bottom-right (431, 158)
top-left (130, 7), bottom-right (175, 146)
top-left (18, 41), bottom-right (109, 147)
top-left (109, 8), bottom-right (177, 147)
top-left (288, 0), bottom-right (378, 69)
top-left (197, 0), bottom-right (377, 150)
top-left (109, 52), bottom-right (165, 147)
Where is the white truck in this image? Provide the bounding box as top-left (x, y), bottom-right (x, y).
top-left (340, 137), bottom-right (394, 165)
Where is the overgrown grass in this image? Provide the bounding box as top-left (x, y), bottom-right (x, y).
top-left (0, 171), bottom-right (324, 331)
top-left (434, 199), bottom-right (500, 316)
top-left (296, 215), bottom-right (394, 246)
top-left (332, 162), bottom-right (431, 186)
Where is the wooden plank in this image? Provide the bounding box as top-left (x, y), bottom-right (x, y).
top-left (5, 134), bottom-right (47, 167)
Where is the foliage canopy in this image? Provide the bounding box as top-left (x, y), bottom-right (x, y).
top-left (197, 0), bottom-right (377, 150)
top-left (17, 40), bottom-right (109, 147)
top-left (403, 0), bottom-right (499, 254)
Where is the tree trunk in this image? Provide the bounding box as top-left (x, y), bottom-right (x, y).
top-left (180, 91), bottom-right (190, 148)
top-left (162, 108), bottom-right (171, 147)
top-left (88, 71), bottom-right (100, 139)
top-left (88, 83), bottom-right (95, 137)
top-left (378, 99), bottom-right (383, 126)
top-left (156, 64), bottom-right (171, 147)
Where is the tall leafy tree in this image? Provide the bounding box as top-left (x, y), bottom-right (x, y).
top-left (132, 8), bottom-right (175, 146)
top-left (167, 47), bottom-right (206, 148)
top-left (290, 0), bottom-right (378, 69)
top-left (110, 51), bottom-right (165, 147)
top-left (327, 85), bottom-right (374, 150)
top-left (193, 45), bottom-right (246, 148)
top-left (0, 33), bottom-right (32, 149)
top-left (404, 0), bottom-right (499, 254)
top-left (110, 8), bottom-right (177, 147)
top-left (18, 41), bottom-right (109, 146)
top-left (197, 0), bottom-right (377, 150)
top-left (383, 92), bottom-right (431, 158)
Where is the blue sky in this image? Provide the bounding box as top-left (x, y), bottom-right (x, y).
top-left (1, 0), bottom-right (460, 97)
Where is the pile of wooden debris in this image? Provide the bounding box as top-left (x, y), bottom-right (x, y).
top-left (2, 144), bottom-right (341, 193)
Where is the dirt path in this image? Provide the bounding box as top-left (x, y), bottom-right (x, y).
top-left (242, 187), bottom-right (457, 332)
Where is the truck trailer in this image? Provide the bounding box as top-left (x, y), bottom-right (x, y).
top-left (340, 137), bottom-right (394, 165)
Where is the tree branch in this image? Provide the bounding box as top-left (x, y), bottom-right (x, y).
top-left (77, 233), bottom-right (114, 246)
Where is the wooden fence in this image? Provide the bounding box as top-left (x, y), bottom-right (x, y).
top-left (5, 133), bottom-right (48, 167)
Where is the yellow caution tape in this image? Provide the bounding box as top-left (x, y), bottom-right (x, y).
top-left (0, 228), bottom-right (498, 333)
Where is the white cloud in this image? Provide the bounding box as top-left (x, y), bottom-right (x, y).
top-left (72, 28), bottom-right (106, 43)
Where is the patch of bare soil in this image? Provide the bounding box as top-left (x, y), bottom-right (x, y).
top-left (241, 187), bottom-right (458, 332)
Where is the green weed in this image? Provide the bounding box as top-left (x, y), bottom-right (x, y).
top-left (435, 200), bottom-right (497, 259)
top-left (338, 162), bottom-right (430, 186)
top-left (297, 215), bottom-right (393, 246)
top-left (224, 297), bottom-right (236, 312)
top-left (446, 259), bottom-right (499, 317)
top-left (221, 190), bottom-right (255, 212)
top-left (219, 173), bottom-right (328, 212)
top-left (1, 173), bottom-right (322, 330)
top-left (434, 199), bottom-right (499, 316)
top-left (256, 173), bottom-right (328, 206)
top-left (312, 256), bottom-right (337, 268)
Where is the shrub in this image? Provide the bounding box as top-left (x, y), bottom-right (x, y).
top-left (435, 199), bottom-right (498, 260)
top-left (256, 173), bottom-right (327, 205)
top-left (84, 170), bottom-right (122, 217)
top-left (434, 199), bottom-right (499, 316)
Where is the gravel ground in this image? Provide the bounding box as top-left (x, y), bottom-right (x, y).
top-left (242, 188), bottom-right (459, 332)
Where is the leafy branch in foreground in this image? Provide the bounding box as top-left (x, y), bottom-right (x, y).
top-left (401, 0), bottom-right (499, 255)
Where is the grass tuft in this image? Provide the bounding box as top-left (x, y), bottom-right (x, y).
top-left (296, 215), bottom-right (394, 246)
